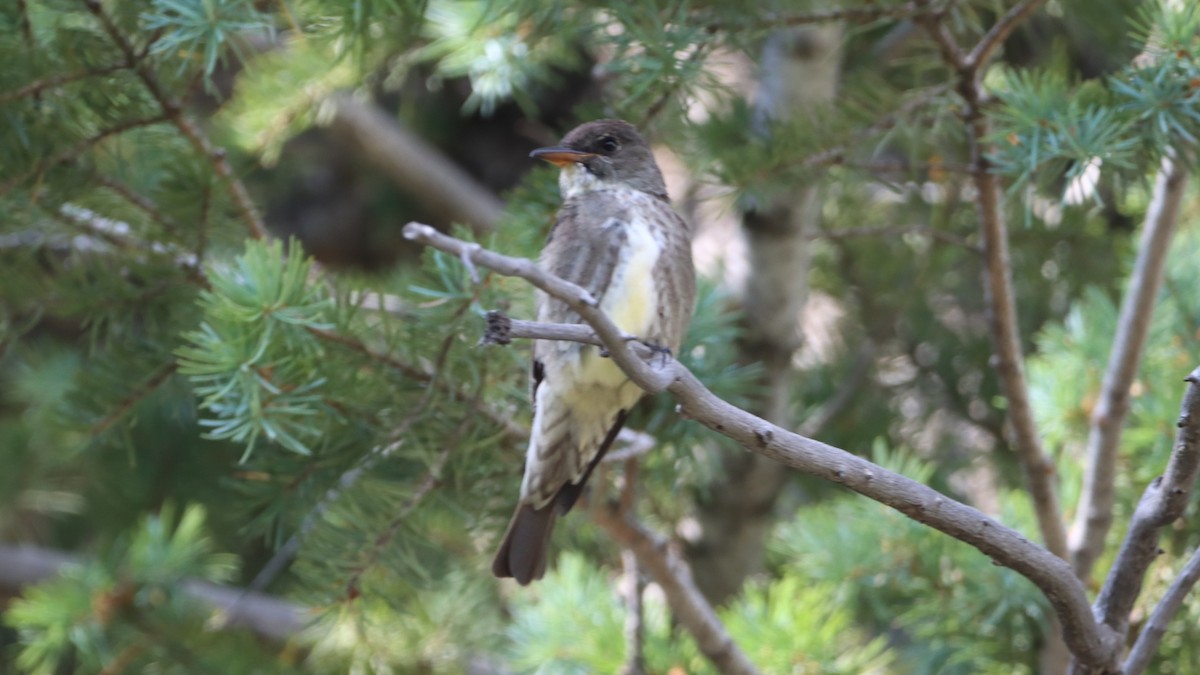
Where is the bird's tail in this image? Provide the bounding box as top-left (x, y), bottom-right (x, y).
top-left (491, 503), bottom-right (557, 585)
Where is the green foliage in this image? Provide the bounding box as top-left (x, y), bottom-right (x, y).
top-left (142, 0), bottom-right (275, 81)
top-left (4, 0), bottom-right (1200, 673)
top-left (178, 239), bottom-right (334, 458)
top-left (773, 447), bottom-right (1049, 674)
top-left (6, 505), bottom-right (243, 675)
top-left (508, 552), bottom-right (892, 674)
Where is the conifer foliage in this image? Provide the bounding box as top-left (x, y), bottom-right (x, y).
top-left (2, 1), bottom-right (1200, 673)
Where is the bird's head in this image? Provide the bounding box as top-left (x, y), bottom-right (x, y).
top-left (531, 119), bottom-right (667, 199)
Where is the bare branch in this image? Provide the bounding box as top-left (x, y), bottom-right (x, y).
top-left (0, 544), bottom-right (307, 642)
top-left (1070, 157), bottom-right (1189, 580)
top-left (965, 0), bottom-right (1049, 71)
top-left (593, 505), bottom-right (760, 675)
top-left (1068, 368), bottom-right (1200, 675)
top-left (916, 0), bottom-right (1069, 562)
top-left (1124, 546), bottom-right (1200, 675)
top-left (329, 94), bottom-right (504, 233)
top-left (401, 223), bottom-right (1122, 669)
top-left (969, 121), bottom-right (1069, 559)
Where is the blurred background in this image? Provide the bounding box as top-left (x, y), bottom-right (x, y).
top-left (2, 0), bottom-right (1199, 673)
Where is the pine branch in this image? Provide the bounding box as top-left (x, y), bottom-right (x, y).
top-left (0, 544), bottom-right (307, 642)
top-left (90, 362), bottom-right (179, 436)
top-left (82, 0), bottom-right (269, 241)
top-left (1070, 157), bottom-right (1189, 581)
top-left (0, 115), bottom-right (171, 198)
top-left (965, 0), bottom-right (1048, 72)
top-left (0, 63), bottom-right (128, 105)
top-left (401, 222), bottom-right (1122, 669)
top-left (1070, 367), bottom-right (1200, 675)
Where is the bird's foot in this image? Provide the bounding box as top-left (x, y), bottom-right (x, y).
top-left (638, 340), bottom-right (673, 367)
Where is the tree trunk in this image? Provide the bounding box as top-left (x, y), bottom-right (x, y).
top-left (684, 24), bottom-right (843, 605)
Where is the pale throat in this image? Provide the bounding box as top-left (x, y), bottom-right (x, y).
top-left (558, 164), bottom-right (614, 199)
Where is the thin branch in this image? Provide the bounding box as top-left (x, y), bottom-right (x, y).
top-left (619, 548), bottom-right (647, 675)
top-left (328, 94), bottom-right (504, 233)
top-left (90, 363), bottom-right (179, 436)
top-left (401, 223), bottom-right (1122, 669)
top-left (1070, 157), bottom-right (1189, 580)
top-left (965, 0), bottom-right (1048, 71)
top-left (308, 326), bottom-right (528, 442)
top-left (344, 443), bottom-right (453, 597)
top-left (1070, 367), bottom-right (1200, 675)
top-left (94, 173), bottom-right (185, 236)
top-left (0, 544), bottom-right (307, 642)
top-left (593, 505), bottom-right (760, 675)
top-left (0, 63), bottom-right (128, 105)
top-left (916, 0), bottom-right (1069, 561)
top-left (83, 0), bottom-right (269, 240)
top-left (1124, 545), bottom-right (1200, 675)
top-left (0, 115), bottom-right (170, 198)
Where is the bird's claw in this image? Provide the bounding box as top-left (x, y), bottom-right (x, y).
top-left (639, 340), bottom-right (672, 367)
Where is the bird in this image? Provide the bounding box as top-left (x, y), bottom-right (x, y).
top-left (491, 119), bottom-right (696, 584)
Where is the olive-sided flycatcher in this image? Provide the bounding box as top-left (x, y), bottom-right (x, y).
top-left (492, 119), bottom-right (696, 584)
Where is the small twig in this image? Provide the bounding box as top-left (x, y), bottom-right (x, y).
top-left (1124, 546), bottom-right (1200, 675)
top-left (1070, 157), bottom-right (1189, 581)
top-left (1070, 367), bottom-right (1200, 675)
top-left (914, 1), bottom-right (968, 72)
top-left (594, 505), bottom-right (760, 675)
top-left (308, 326), bottom-right (527, 441)
top-left (94, 174), bottom-right (185, 236)
top-left (965, 0), bottom-right (1048, 72)
top-left (0, 115), bottom-right (170, 198)
top-left (344, 443), bottom-right (454, 597)
top-left (0, 63), bottom-right (128, 105)
top-left (90, 363), bottom-right (179, 436)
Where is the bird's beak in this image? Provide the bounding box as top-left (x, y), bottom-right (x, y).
top-left (530, 146), bottom-right (595, 168)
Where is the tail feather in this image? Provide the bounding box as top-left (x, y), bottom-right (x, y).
top-left (491, 503), bottom-right (557, 585)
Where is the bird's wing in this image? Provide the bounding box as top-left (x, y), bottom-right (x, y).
top-left (524, 194), bottom-right (635, 508)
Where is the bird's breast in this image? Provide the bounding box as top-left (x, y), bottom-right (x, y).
top-left (576, 211), bottom-right (662, 389)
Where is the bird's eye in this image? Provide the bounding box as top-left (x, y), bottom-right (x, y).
top-left (598, 136), bottom-right (619, 153)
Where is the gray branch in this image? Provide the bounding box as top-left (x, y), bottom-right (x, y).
top-left (401, 222), bottom-right (1122, 669)
top-left (0, 544), bottom-right (306, 642)
top-left (329, 94), bottom-right (504, 233)
top-left (593, 505), bottom-right (759, 675)
top-left (1070, 157), bottom-right (1189, 580)
top-left (1070, 367), bottom-right (1200, 675)
top-left (1124, 545), bottom-right (1200, 675)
